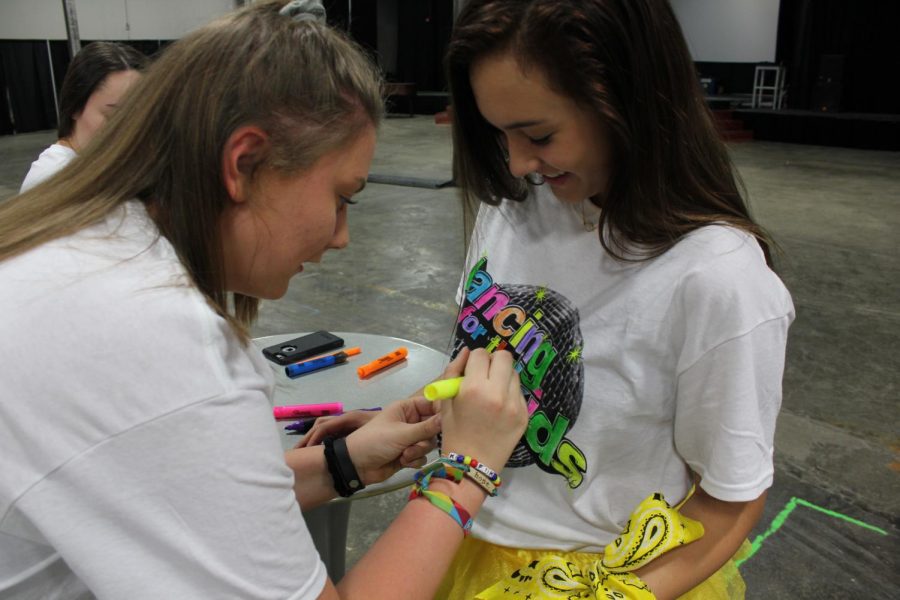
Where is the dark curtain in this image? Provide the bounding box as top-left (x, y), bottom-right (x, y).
top-left (322, 1), bottom-right (378, 61)
top-left (776, 0), bottom-right (900, 113)
top-left (0, 41), bottom-right (59, 133)
top-left (395, 0), bottom-right (454, 90)
top-left (324, 0), bottom-right (349, 30)
top-left (123, 40), bottom-right (165, 59)
top-left (349, 1), bottom-right (377, 58)
top-left (0, 54), bottom-right (12, 135)
top-left (49, 41), bottom-right (70, 99)
top-left (0, 40), bottom-right (163, 136)
top-left (693, 62), bottom-right (757, 95)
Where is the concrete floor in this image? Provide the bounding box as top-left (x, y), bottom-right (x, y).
top-left (1, 118), bottom-right (897, 598)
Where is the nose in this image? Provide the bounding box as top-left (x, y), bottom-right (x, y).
top-left (329, 208), bottom-right (350, 249)
top-left (506, 137), bottom-right (541, 178)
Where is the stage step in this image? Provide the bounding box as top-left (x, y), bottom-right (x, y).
top-left (713, 110), bottom-right (753, 143)
top-left (721, 129), bottom-right (754, 142)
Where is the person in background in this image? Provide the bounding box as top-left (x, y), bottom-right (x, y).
top-left (0, 2), bottom-right (526, 599)
top-left (436, 0), bottom-right (795, 598)
top-left (20, 41), bottom-right (146, 192)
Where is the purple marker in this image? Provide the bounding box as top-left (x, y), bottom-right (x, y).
top-left (283, 407), bottom-right (383, 433)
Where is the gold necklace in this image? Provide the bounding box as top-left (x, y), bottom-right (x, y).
top-left (569, 199), bottom-right (598, 231)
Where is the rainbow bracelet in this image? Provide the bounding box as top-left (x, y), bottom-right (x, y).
top-left (414, 461), bottom-right (465, 486)
top-left (409, 472), bottom-right (473, 535)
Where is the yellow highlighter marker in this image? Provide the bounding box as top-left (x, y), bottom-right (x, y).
top-left (423, 376), bottom-right (464, 401)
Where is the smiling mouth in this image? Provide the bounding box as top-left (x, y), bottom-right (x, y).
top-left (543, 172), bottom-right (569, 183)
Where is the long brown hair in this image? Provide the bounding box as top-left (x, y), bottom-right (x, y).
top-left (57, 41), bottom-right (148, 139)
top-left (0, 0), bottom-right (383, 340)
top-left (447, 0), bottom-right (772, 264)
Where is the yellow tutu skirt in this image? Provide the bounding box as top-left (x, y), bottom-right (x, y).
top-left (435, 537), bottom-right (752, 599)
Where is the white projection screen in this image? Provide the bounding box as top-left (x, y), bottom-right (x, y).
top-left (670, 0), bottom-right (780, 63)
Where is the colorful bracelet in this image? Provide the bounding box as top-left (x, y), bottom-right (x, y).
top-left (445, 452), bottom-right (501, 487)
top-left (413, 461), bottom-right (465, 486)
top-left (418, 457), bottom-right (497, 497)
top-left (409, 474), bottom-right (473, 535)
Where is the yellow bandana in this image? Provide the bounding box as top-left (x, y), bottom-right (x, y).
top-left (476, 492), bottom-right (704, 599)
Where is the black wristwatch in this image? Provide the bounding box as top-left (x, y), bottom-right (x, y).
top-left (323, 436), bottom-right (365, 497)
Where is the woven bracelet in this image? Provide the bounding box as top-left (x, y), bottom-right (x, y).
top-left (409, 479), bottom-right (473, 535)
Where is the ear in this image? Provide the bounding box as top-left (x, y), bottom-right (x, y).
top-left (222, 126), bottom-right (270, 203)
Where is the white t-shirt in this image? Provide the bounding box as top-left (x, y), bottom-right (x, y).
top-left (0, 202), bottom-right (327, 599)
top-left (20, 143), bottom-right (77, 193)
top-left (454, 185), bottom-right (795, 552)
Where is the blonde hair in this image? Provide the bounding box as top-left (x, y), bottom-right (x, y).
top-left (0, 0), bottom-right (383, 340)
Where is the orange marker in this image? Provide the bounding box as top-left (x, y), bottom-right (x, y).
top-left (357, 346), bottom-right (408, 378)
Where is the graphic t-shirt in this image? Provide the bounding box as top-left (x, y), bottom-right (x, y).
top-left (454, 186), bottom-right (794, 552)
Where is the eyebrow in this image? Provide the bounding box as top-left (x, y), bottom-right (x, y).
top-left (500, 119), bottom-right (544, 130)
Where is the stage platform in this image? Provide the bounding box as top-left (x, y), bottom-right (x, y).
top-left (733, 109), bottom-right (899, 151)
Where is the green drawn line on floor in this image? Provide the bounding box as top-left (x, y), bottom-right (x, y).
top-left (736, 496), bottom-right (888, 568)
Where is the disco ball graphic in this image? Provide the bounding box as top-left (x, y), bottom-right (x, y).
top-left (451, 282), bottom-right (584, 468)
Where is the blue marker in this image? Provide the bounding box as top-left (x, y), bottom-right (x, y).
top-left (285, 347), bottom-right (361, 379)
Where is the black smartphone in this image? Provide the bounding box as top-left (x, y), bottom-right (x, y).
top-left (261, 331), bottom-right (344, 366)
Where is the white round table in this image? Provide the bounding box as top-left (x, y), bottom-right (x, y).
top-left (252, 332), bottom-right (448, 580)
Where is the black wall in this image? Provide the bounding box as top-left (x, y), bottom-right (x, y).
top-left (694, 61), bottom-right (757, 95)
top-left (775, 0), bottom-right (900, 114)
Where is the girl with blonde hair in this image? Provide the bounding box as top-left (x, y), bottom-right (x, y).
top-left (0, 2), bottom-right (526, 599)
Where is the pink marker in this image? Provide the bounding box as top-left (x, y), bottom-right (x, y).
top-left (273, 402), bottom-right (343, 420)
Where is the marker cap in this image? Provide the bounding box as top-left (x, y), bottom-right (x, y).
top-left (423, 376), bottom-right (464, 401)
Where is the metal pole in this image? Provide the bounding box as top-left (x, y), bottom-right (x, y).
top-left (46, 40), bottom-right (60, 123)
top-left (61, 0), bottom-right (81, 59)
top-left (347, 0), bottom-right (352, 32)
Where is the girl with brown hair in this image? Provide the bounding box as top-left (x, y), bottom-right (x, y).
top-left (0, 2), bottom-right (526, 599)
top-left (20, 41), bottom-right (146, 192)
top-left (440, 0), bottom-right (795, 598)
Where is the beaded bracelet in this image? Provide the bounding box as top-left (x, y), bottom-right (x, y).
top-left (423, 457), bottom-right (498, 497)
top-left (463, 467), bottom-right (499, 497)
top-left (409, 472), bottom-right (473, 535)
top-left (445, 452), bottom-right (501, 487)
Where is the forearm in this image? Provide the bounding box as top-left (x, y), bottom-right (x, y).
top-left (336, 478), bottom-right (488, 599)
top-left (283, 447), bottom-right (338, 510)
top-left (636, 487), bottom-right (766, 600)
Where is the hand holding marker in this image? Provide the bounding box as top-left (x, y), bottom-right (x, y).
top-left (423, 376), bottom-right (464, 401)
